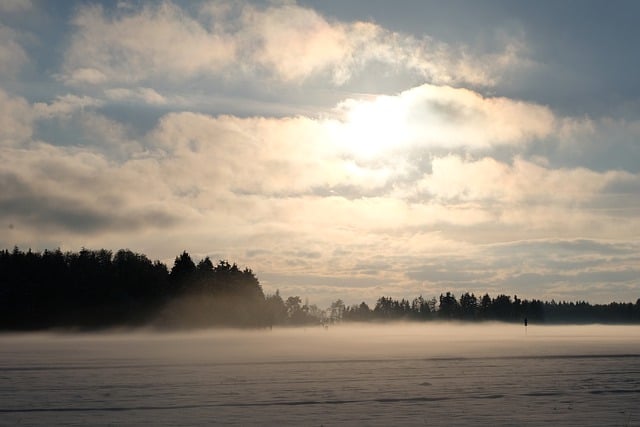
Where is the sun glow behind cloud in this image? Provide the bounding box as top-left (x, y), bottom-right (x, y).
top-left (325, 83), bottom-right (557, 165)
top-left (333, 95), bottom-right (411, 159)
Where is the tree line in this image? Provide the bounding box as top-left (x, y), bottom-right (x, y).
top-left (340, 292), bottom-right (640, 324)
top-left (0, 247), bottom-right (321, 330)
top-left (1, 247), bottom-right (639, 330)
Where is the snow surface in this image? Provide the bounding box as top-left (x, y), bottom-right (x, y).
top-left (1, 323), bottom-right (639, 426)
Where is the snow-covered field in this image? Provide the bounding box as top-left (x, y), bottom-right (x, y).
top-left (1, 323), bottom-right (639, 426)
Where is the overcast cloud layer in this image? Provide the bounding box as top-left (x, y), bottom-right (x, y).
top-left (1, 0), bottom-right (639, 306)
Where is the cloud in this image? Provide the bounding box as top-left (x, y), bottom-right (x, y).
top-left (104, 87), bottom-right (167, 105)
top-left (60, 1), bottom-right (528, 88)
top-left (494, 266), bottom-right (640, 303)
top-left (0, 0), bottom-right (32, 13)
top-left (75, 112), bottom-right (144, 159)
top-left (552, 116), bottom-right (640, 173)
top-left (406, 267), bottom-right (490, 284)
top-left (333, 84), bottom-right (556, 154)
top-left (64, 68), bottom-right (108, 85)
top-left (142, 82), bottom-right (560, 205)
top-left (62, 2), bottom-right (236, 86)
top-left (239, 2), bottom-right (352, 83)
top-left (33, 94), bottom-right (104, 119)
top-left (6, 82), bottom-right (633, 252)
top-left (0, 142), bottom-right (183, 239)
top-left (0, 89), bottom-right (33, 144)
top-left (146, 111), bottom-right (391, 197)
top-left (3, 15), bottom-right (640, 308)
top-left (416, 155), bottom-right (628, 204)
top-left (32, 98), bottom-right (143, 159)
top-left (237, 3), bottom-right (527, 86)
top-left (179, 107), bottom-right (553, 239)
top-left (0, 24), bottom-right (29, 78)
top-left (6, 75), bottom-right (640, 233)
top-left (399, 237), bottom-right (640, 304)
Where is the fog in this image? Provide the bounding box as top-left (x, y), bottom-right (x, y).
top-left (3, 323), bottom-right (639, 366)
top-left (3, 324), bottom-right (640, 426)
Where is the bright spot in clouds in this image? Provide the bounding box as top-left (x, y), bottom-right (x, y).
top-left (327, 84), bottom-right (556, 162)
top-left (336, 95), bottom-right (410, 159)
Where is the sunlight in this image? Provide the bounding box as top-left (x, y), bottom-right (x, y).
top-left (335, 95), bottom-right (410, 159)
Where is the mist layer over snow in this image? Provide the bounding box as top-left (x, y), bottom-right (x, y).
top-left (2, 324), bottom-right (639, 425)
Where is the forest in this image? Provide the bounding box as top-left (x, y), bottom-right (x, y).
top-left (1, 247), bottom-right (639, 330)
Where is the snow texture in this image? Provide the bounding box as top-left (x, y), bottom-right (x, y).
top-left (1, 324), bottom-right (639, 426)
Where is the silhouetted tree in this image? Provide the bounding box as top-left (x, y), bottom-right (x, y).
top-left (330, 299), bottom-right (346, 323)
top-left (459, 292), bottom-right (478, 320)
top-left (521, 298), bottom-right (544, 322)
top-left (374, 297), bottom-right (394, 319)
top-left (344, 301), bottom-right (372, 321)
top-left (438, 292), bottom-right (459, 319)
top-left (479, 293), bottom-right (492, 319)
top-left (492, 294), bottom-right (513, 321)
top-left (170, 251), bottom-right (196, 290)
top-left (410, 295), bottom-right (434, 320)
top-left (286, 296), bottom-right (304, 323)
top-left (264, 290), bottom-right (287, 326)
top-left (0, 247), bottom-right (271, 329)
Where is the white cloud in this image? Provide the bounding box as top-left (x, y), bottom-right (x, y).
top-left (237, 3), bottom-right (528, 86)
top-left (8, 99), bottom-right (628, 249)
top-left (62, 3), bottom-right (236, 86)
top-left (240, 3), bottom-right (351, 83)
top-left (3, 79), bottom-right (637, 254)
top-left (417, 155), bottom-right (626, 204)
top-left (330, 84), bottom-right (556, 159)
top-left (60, 1), bottom-right (528, 88)
top-left (147, 111), bottom-right (395, 197)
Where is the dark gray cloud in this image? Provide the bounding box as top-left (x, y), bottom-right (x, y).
top-left (0, 193), bottom-right (180, 234)
top-left (495, 268), bottom-right (640, 300)
top-left (489, 239), bottom-right (638, 257)
top-left (0, 169), bottom-right (180, 238)
top-left (284, 250), bottom-right (323, 260)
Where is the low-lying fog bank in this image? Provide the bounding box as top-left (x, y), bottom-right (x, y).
top-left (2, 323), bottom-right (639, 366)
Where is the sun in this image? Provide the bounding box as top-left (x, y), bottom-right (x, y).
top-left (333, 95), bottom-right (409, 160)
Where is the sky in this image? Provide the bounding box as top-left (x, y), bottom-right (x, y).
top-left (1, 0), bottom-right (639, 307)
